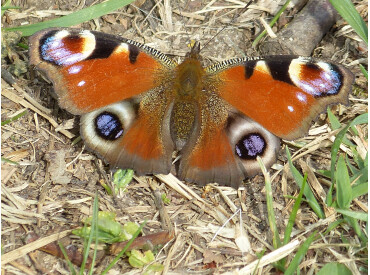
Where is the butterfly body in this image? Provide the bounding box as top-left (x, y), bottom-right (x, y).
top-left (29, 28), bottom-right (354, 187)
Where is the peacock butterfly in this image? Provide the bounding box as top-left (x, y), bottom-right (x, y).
top-left (28, 28), bottom-right (354, 188)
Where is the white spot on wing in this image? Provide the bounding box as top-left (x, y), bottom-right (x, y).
top-left (79, 30), bottom-right (96, 56)
top-left (296, 92), bottom-right (307, 102)
top-left (55, 30), bottom-right (70, 39)
top-left (317, 61), bottom-right (331, 71)
top-left (65, 54), bottom-right (84, 65)
top-left (114, 43), bottom-right (130, 54)
top-left (321, 71), bottom-right (333, 82)
top-left (288, 106), bottom-right (294, 112)
top-left (50, 40), bottom-right (62, 49)
top-left (301, 83), bottom-right (316, 94)
top-left (288, 59), bottom-right (302, 84)
top-left (68, 65), bottom-right (82, 74)
top-left (255, 61), bottom-right (270, 74)
top-left (77, 80), bottom-right (86, 87)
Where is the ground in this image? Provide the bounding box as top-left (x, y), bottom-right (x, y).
top-left (1, 0), bottom-right (368, 274)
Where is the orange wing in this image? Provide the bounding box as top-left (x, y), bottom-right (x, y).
top-left (178, 55), bottom-right (353, 186)
top-left (80, 92), bottom-right (174, 176)
top-left (176, 90), bottom-right (281, 187)
top-left (208, 56), bottom-right (354, 140)
top-left (30, 28), bottom-right (176, 175)
top-left (29, 28), bottom-right (176, 114)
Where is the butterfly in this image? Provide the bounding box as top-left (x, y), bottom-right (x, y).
top-left (29, 28), bottom-right (354, 188)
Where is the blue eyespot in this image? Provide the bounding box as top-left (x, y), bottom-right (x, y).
top-left (235, 133), bottom-right (266, 160)
top-left (95, 112), bottom-right (124, 140)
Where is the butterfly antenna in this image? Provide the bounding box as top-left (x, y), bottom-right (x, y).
top-left (200, 0), bottom-right (254, 52)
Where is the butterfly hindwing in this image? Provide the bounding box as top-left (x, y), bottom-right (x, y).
top-left (80, 89), bottom-right (175, 175)
top-left (177, 91), bottom-right (280, 187)
top-left (208, 56), bottom-right (354, 140)
top-left (29, 28), bottom-right (176, 115)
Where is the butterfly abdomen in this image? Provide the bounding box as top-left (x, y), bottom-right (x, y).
top-left (170, 101), bottom-right (198, 150)
top-left (169, 53), bottom-right (207, 149)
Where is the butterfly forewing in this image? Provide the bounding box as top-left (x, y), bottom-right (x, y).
top-left (208, 56), bottom-right (354, 140)
top-left (29, 28), bottom-right (176, 114)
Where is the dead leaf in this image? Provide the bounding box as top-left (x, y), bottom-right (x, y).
top-left (3, 149), bottom-right (29, 162)
top-left (54, 118), bottom-right (76, 132)
top-left (45, 150), bottom-right (72, 184)
top-left (203, 249), bottom-right (223, 264)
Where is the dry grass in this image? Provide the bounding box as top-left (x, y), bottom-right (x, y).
top-left (1, 0), bottom-right (368, 274)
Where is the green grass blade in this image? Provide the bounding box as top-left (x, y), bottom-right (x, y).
top-left (1, 157), bottom-right (19, 165)
top-left (71, 136), bottom-right (82, 146)
top-left (283, 174), bottom-right (307, 245)
top-left (252, 0), bottom-right (291, 47)
top-left (329, 0), bottom-right (368, 44)
top-left (351, 181), bottom-right (368, 200)
top-left (88, 194), bottom-right (100, 275)
top-left (330, 113), bottom-right (368, 189)
top-left (328, 114), bottom-right (368, 206)
top-left (317, 262), bottom-right (352, 275)
top-left (284, 231), bottom-right (317, 275)
top-left (343, 216), bottom-right (368, 244)
top-left (257, 156), bottom-right (282, 249)
top-left (350, 166), bottom-right (368, 185)
top-left (113, 169), bottom-right (134, 193)
top-left (346, 153), bottom-right (359, 175)
top-left (1, 110), bottom-right (28, 126)
top-left (335, 154), bottom-right (352, 209)
top-left (359, 64), bottom-right (368, 78)
top-left (351, 148), bottom-right (366, 170)
top-left (322, 219), bottom-right (344, 236)
top-left (4, 0), bottom-right (134, 36)
top-left (1, 0), bottom-right (11, 9)
top-left (330, 126), bottom-right (349, 183)
top-left (2, 0), bottom-right (19, 17)
top-left (336, 209), bottom-right (368, 222)
top-left (316, 169), bottom-right (331, 178)
top-left (327, 108), bottom-right (354, 147)
top-left (327, 107), bottom-right (341, 130)
top-left (286, 147), bottom-right (325, 218)
top-left (326, 182), bottom-right (335, 207)
top-left (80, 194), bottom-right (99, 274)
top-left (58, 242), bottom-right (77, 275)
